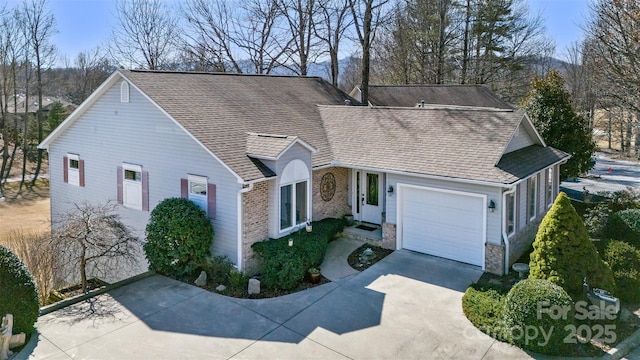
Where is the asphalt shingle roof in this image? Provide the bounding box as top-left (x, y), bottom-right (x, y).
top-left (367, 85), bottom-right (513, 109)
top-left (119, 70), bottom-right (567, 184)
top-left (122, 70), bottom-right (354, 181)
top-left (319, 105), bottom-right (561, 184)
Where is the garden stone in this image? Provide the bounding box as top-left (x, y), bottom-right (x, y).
top-left (248, 278), bottom-right (260, 295)
top-left (215, 284), bottom-right (226, 292)
top-left (488, 279), bottom-right (502, 286)
top-left (194, 271), bottom-right (207, 287)
top-left (620, 308), bottom-right (632, 322)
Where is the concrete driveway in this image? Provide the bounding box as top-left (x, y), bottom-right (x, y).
top-left (21, 250), bottom-right (530, 360)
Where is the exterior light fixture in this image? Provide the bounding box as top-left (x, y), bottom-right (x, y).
top-left (387, 185), bottom-right (394, 194)
top-left (488, 200), bottom-right (496, 213)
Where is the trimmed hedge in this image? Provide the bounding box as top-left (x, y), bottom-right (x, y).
top-left (603, 240), bottom-right (640, 303)
top-left (252, 218), bottom-right (345, 290)
top-left (0, 246), bottom-right (39, 335)
top-left (503, 279), bottom-right (573, 356)
top-left (144, 198), bottom-right (214, 278)
top-left (462, 284), bottom-right (508, 342)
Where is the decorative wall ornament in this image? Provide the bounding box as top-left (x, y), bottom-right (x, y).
top-left (320, 172), bottom-right (336, 201)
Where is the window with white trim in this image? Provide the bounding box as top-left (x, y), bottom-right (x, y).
top-left (528, 175), bottom-right (537, 220)
top-left (547, 168), bottom-right (554, 208)
top-left (120, 81), bottom-right (129, 103)
top-left (279, 159), bottom-right (310, 232)
top-left (122, 163), bottom-right (142, 210)
top-left (188, 175), bottom-right (208, 213)
top-left (67, 153), bottom-right (80, 186)
top-left (504, 190), bottom-right (516, 237)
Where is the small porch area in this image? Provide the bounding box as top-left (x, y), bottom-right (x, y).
top-left (342, 221), bottom-right (383, 244)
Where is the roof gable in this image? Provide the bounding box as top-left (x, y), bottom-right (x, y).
top-left (246, 133), bottom-right (317, 160)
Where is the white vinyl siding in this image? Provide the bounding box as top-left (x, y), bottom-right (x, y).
top-left (48, 80), bottom-right (241, 267)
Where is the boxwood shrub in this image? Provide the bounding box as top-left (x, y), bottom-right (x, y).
top-left (252, 218), bottom-right (345, 290)
top-left (603, 240), bottom-right (640, 303)
top-left (503, 279), bottom-right (573, 356)
top-left (144, 198), bottom-right (214, 278)
top-left (462, 284), bottom-right (508, 342)
top-left (0, 246), bottom-right (39, 335)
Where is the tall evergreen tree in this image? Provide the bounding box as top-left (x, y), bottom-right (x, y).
top-left (529, 192), bottom-right (615, 298)
top-left (523, 71), bottom-right (596, 180)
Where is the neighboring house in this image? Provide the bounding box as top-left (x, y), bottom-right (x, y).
top-left (39, 70), bottom-right (568, 277)
top-left (349, 84), bottom-right (514, 109)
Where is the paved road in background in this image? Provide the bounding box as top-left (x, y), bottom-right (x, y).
top-left (560, 152), bottom-right (640, 197)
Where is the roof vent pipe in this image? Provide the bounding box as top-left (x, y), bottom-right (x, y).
top-left (420, 100), bottom-right (425, 108)
top-left (344, 99), bottom-right (352, 106)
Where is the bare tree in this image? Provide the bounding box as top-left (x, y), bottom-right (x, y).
top-left (64, 47), bottom-right (113, 104)
top-left (349, 0), bottom-right (391, 104)
top-left (314, 0), bottom-right (351, 86)
top-left (277, 0), bottom-right (320, 75)
top-left (51, 202), bottom-right (142, 291)
top-left (110, 0), bottom-right (179, 70)
top-left (21, 0), bottom-right (56, 186)
top-left (181, 0), bottom-right (243, 72)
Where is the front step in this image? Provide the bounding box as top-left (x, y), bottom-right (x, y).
top-left (343, 222), bottom-right (383, 244)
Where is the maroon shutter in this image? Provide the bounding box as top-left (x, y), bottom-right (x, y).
top-left (181, 178), bottom-right (188, 198)
top-left (142, 171), bottom-right (149, 211)
top-left (207, 183), bottom-right (216, 219)
top-left (63, 156), bottom-right (68, 183)
top-left (79, 160), bottom-right (85, 187)
top-left (117, 166), bottom-right (123, 204)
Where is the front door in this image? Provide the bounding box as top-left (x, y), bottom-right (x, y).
top-left (359, 171), bottom-right (383, 224)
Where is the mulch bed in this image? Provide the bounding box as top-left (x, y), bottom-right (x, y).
top-left (347, 244), bottom-right (393, 271)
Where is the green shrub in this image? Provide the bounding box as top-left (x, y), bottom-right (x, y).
top-left (462, 284), bottom-right (508, 342)
top-left (199, 256), bottom-right (234, 285)
top-left (144, 198), bottom-right (214, 278)
top-left (529, 192), bottom-right (615, 298)
top-left (228, 270), bottom-right (250, 291)
top-left (503, 279), bottom-right (573, 355)
top-left (0, 246), bottom-right (39, 335)
top-left (603, 240), bottom-right (640, 303)
top-left (606, 209), bottom-right (640, 247)
top-left (252, 218), bottom-right (344, 290)
top-left (584, 203), bottom-right (611, 239)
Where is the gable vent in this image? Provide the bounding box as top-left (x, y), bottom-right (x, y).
top-left (120, 81), bottom-right (130, 103)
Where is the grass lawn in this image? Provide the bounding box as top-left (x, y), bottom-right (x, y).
top-left (0, 179), bottom-right (51, 241)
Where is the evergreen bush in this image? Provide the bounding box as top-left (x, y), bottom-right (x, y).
top-left (529, 192), bottom-right (615, 298)
top-left (144, 198), bottom-right (214, 278)
top-left (0, 246), bottom-right (39, 335)
top-left (503, 279), bottom-right (573, 355)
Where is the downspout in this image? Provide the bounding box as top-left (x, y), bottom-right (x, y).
top-left (237, 183), bottom-right (254, 271)
top-left (503, 231), bottom-right (510, 275)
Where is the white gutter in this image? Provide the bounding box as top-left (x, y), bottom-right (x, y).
top-left (236, 183), bottom-right (254, 271)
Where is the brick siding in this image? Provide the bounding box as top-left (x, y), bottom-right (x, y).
top-left (242, 180), bottom-right (272, 274)
top-left (485, 243), bottom-right (505, 275)
top-left (312, 167), bottom-right (351, 220)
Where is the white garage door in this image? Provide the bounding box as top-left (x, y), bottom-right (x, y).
top-left (400, 185), bottom-right (485, 267)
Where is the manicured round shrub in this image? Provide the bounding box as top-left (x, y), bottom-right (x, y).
top-left (529, 192), bottom-right (615, 298)
top-left (604, 240), bottom-right (640, 303)
top-left (0, 246), bottom-right (39, 335)
top-left (503, 279), bottom-right (573, 355)
top-left (144, 198), bottom-right (213, 278)
top-left (606, 209), bottom-right (640, 247)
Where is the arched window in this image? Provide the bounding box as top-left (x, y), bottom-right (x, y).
top-left (279, 159), bottom-right (310, 231)
top-left (120, 81), bottom-right (130, 103)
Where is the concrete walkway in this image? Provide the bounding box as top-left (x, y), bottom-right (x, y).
top-left (21, 250), bottom-right (531, 360)
top-left (319, 237), bottom-right (362, 282)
